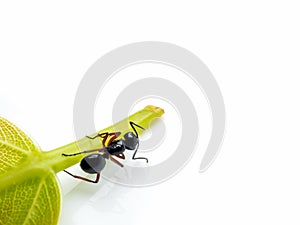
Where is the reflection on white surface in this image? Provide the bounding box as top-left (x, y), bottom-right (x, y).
top-left (57, 148), bottom-right (205, 225)
top-left (59, 173), bottom-right (138, 225)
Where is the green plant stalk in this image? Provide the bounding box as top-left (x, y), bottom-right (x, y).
top-left (43, 105), bottom-right (164, 173)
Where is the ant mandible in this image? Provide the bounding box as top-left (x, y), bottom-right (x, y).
top-left (62, 121), bottom-right (147, 183)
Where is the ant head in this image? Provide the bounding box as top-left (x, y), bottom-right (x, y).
top-left (80, 154), bottom-right (106, 174)
top-left (123, 132), bottom-right (139, 150)
top-left (107, 139), bottom-right (126, 155)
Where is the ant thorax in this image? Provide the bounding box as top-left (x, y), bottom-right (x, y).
top-left (106, 139), bottom-right (126, 155)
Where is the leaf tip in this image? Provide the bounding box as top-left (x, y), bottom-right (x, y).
top-left (144, 105), bottom-right (165, 116)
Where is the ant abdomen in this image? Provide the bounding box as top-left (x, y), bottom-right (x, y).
top-left (80, 154), bottom-right (106, 174)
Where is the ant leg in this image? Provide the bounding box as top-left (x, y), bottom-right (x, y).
top-left (98, 132), bottom-right (110, 146)
top-left (63, 170), bottom-right (100, 183)
top-left (87, 132), bottom-right (121, 146)
top-left (86, 135), bottom-right (98, 139)
top-left (86, 132), bottom-right (111, 140)
top-left (105, 132), bottom-right (122, 146)
top-left (62, 148), bottom-right (106, 157)
top-left (86, 133), bottom-right (106, 139)
top-left (109, 155), bottom-right (124, 167)
top-left (114, 153), bottom-right (125, 160)
top-left (129, 121), bottom-right (145, 138)
top-left (132, 143), bottom-right (148, 163)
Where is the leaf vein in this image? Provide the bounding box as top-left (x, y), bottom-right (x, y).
top-left (22, 177), bottom-right (46, 225)
top-left (0, 139), bottom-right (31, 155)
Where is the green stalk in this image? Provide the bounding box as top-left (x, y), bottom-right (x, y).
top-left (43, 105), bottom-right (164, 173)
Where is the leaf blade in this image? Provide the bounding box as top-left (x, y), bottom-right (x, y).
top-left (0, 117), bottom-right (60, 225)
top-left (0, 116), bottom-right (40, 152)
top-left (0, 171), bottom-right (61, 225)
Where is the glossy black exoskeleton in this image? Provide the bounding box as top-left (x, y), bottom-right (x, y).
top-left (62, 121), bottom-right (146, 183)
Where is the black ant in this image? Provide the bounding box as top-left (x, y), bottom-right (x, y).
top-left (62, 121), bottom-right (147, 183)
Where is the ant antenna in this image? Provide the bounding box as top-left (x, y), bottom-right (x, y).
top-left (129, 121), bottom-right (145, 138)
top-left (132, 142), bottom-right (148, 163)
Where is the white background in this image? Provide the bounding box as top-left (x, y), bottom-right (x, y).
top-left (1, 1), bottom-right (300, 224)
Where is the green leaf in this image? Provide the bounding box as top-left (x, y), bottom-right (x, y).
top-left (0, 116), bottom-right (61, 225)
top-left (0, 105), bottom-right (164, 225)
